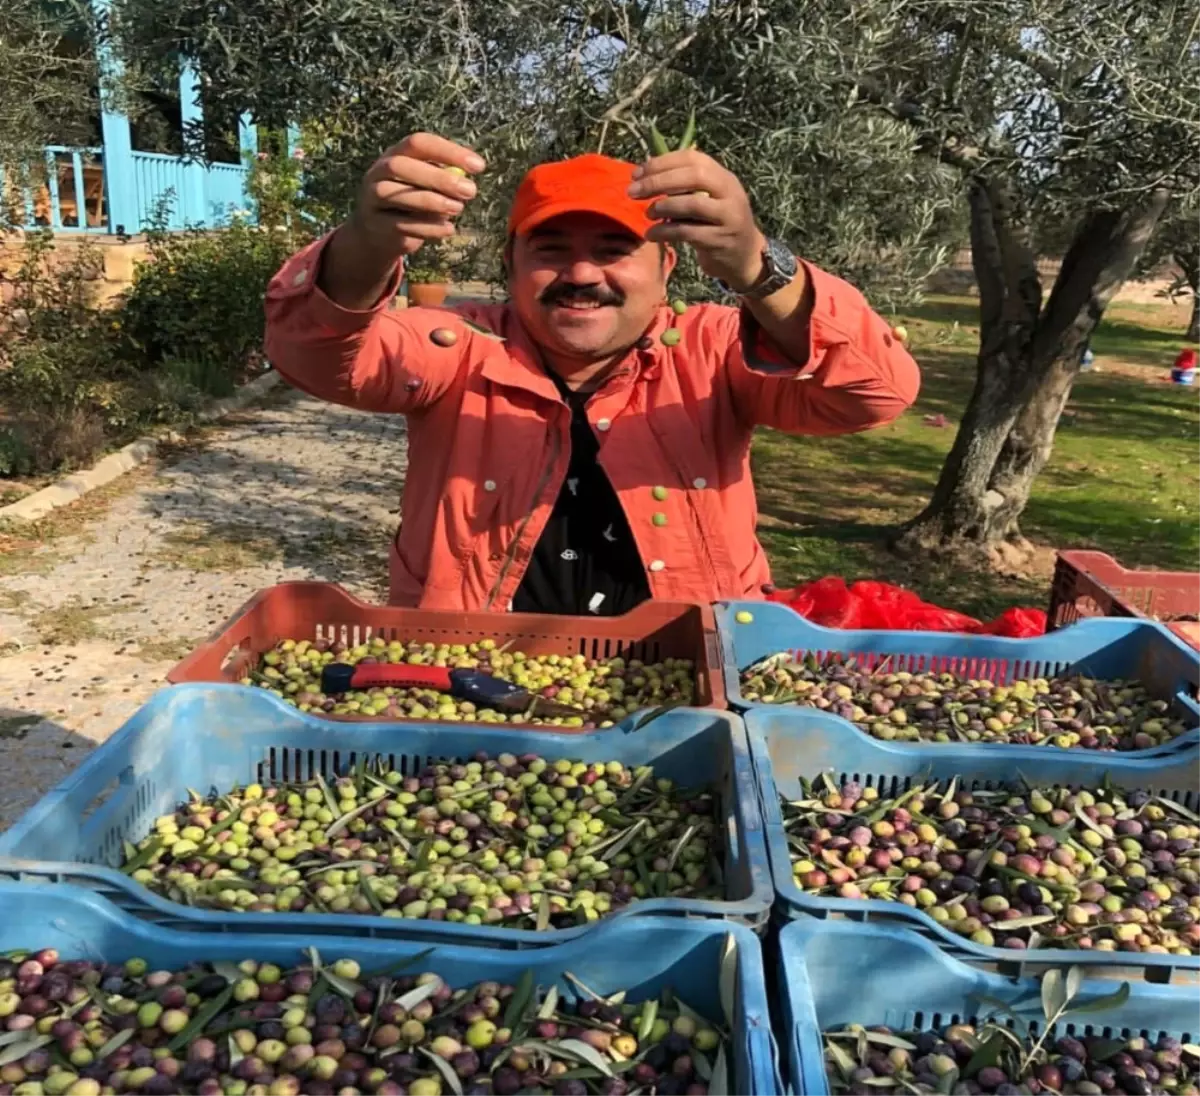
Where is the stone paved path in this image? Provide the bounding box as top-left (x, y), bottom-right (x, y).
top-left (0, 386), bottom-right (407, 829)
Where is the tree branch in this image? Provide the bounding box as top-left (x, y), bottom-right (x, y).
top-left (599, 27), bottom-right (699, 124)
top-left (852, 74), bottom-right (985, 172)
top-left (999, 41), bottom-right (1063, 91)
top-left (1033, 188), bottom-right (1170, 364)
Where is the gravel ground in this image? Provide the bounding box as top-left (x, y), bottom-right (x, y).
top-left (0, 386), bottom-right (407, 830)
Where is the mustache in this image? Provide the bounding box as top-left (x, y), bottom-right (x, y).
top-left (539, 283), bottom-right (625, 307)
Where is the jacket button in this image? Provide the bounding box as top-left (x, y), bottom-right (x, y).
top-left (292, 268), bottom-right (309, 286)
top-left (692, 477), bottom-right (707, 490)
top-left (652, 485), bottom-right (668, 500)
top-left (596, 418), bottom-right (611, 432)
top-left (652, 513), bottom-right (667, 527)
top-left (648, 559), bottom-right (665, 572)
top-left (483, 480), bottom-right (497, 492)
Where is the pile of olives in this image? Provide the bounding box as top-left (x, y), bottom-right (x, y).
top-left (741, 655), bottom-right (1188, 750)
top-left (823, 1020), bottom-right (1197, 1094)
top-left (248, 637), bottom-right (696, 726)
top-left (122, 751), bottom-right (722, 927)
top-left (784, 775), bottom-right (1199, 954)
top-left (0, 948), bottom-right (729, 1095)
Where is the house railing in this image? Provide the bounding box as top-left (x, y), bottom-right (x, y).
top-left (1, 147), bottom-right (253, 235)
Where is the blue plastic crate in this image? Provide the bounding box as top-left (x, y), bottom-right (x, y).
top-left (778, 919), bottom-right (1197, 1096)
top-left (717, 601), bottom-right (1200, 760)
top-left (747, 707), bottom-right (1199, 982)
top-left (0, 684), bottom-right (771, 945)
top-left (0, 881), bottom-right (782, 1095)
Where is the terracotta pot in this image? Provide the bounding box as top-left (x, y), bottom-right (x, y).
top-left (407, 282), bottom-right (448, 308)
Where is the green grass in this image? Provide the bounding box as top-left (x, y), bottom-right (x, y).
top-left (754, 295), bottom-right (1199, 621)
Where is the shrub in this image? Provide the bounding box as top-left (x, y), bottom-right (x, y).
top-left (118, 217), bottom-right (300, 372)
top-left (0, 147), bottom-right (324, 479)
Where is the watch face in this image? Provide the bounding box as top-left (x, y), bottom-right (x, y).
top-left (765, 237), bottom-right (798, 278)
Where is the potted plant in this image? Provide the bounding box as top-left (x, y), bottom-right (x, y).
top-left (405, 241), bottom-right (451, 307)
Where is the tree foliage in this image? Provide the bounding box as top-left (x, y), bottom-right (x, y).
top-left (112, 0), bottom-right (964, 304)
top-left (1136, 196), bottom-right (1200, 340)
top-left (0, 0), bottom-right (99, 185)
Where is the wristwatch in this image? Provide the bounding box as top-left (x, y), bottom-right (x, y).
top-left (720, 236), bottom-right (799, 299)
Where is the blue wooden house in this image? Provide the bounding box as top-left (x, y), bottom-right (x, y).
top-left (3, 2), bottom-right (260, 235)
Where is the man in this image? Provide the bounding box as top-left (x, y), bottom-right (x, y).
top-left (265, 133), bottom-right (920, 612)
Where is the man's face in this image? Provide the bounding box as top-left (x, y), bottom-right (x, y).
top-left (508, 212), bottom-right (676, 366)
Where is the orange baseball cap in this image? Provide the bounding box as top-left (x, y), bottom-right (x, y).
top-left (507, 153), bottom-right (655, 239)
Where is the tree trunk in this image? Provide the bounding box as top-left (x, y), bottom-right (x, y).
top-left (896, 188), bottom-right (1170, 559)
top-left (1188, 294), bottom-right (1199, 343)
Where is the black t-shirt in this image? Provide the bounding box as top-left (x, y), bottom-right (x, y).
top-left (512, 376), bottom-right (651, 616)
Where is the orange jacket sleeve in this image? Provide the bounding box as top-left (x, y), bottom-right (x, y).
top-left (264, 233), bottom-right (469, 414)
top-left (722, 262), bottom-right (921, 435)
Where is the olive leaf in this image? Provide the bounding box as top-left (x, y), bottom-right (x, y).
top-left (1064, 965), bottom-right (1083, 1004)
top-left (1086, 1037), bottom-right (1129, 1061)
top-left (120, 836), bottom-right (165, 873)
top-left (536, 893), bottom-right (552, 931)
top-left (824, 1034), bottom-right (857, 1080)
top-left (322, 967), bottom-right (365, 999)
top-left (503, 969), bottom-right (535, 1031)
top-left (709, 1042), bottom-right (730, 1096)
top-left (637, 999), bottom-right (659, 1043)
top-left (1060, 981), bottom-right (1130, 1016)
top-left (537, 985), bottom-right (559, 1020)
top-left (419, 1047), bottom-right (465, 1096)
top-left (1040, 968), bottom-right (1067, 1020)
top-left (0, 1037), bottom-right (52, 1070)
top-left (692, 1049), bottom-right (713, 1080)
top-left (167, 985), bottom-right (235, 1053)
top-left (592, 818), bottom-right (647, 862)
top-left (1025, 816), bottom-right (1075, 844)
top-left (970, 837), bottom-right (1005, 879)
top-left (648, 122), bottom-right (672, 156)
top-left (94, 1025), bottom-right (137, 1061)
top-left (557, 1038), bottom-right (615, 1076)
top-left (394, 978), bottom-right (441, 1012)
top-left (562, 971), bottom-right (604, 1003)
top-left (324, 799), bottom-right (378, 839)
top-left (719, 932), bottom-right (738, 1032)
top-left (964, 1031), bottom-right (1008, 1074)
top-left (865, 1031), bottom-right (918, 1050)
top-left (993, 913), bottom-right (1057, 931)
top-left (632, 699), bottom-right (687, 731)
top-left (1156, 795), bottom-right (1200, 823)
top-left (666, 824), bottom-right (698, 873)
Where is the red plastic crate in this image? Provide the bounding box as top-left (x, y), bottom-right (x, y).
top-left (1049, 550), bottom-right (1200, 650)
top-left (167, 582), bottom-right (725, 728)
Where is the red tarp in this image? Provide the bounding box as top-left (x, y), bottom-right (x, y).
top-left (766, 577), bottom-right (1047, 637)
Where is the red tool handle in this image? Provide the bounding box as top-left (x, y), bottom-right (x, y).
top-left (345, 663), bottom-right (453, 690)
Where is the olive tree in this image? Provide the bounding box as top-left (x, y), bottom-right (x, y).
top-left (835, 1), bottom-right (1197, 560)
top-left (1137, 198), bottom-right (1200, 341)
top-left (0, 0), bottom-right (98, 205)
top-left (112, 0), bottom-right (963, 305)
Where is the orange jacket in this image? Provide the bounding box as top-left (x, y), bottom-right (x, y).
top-left (264, 234), bottom-right (920, 609)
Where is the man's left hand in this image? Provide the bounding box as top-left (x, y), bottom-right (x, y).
top-left (627, 149), bottom-right (767, 293)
